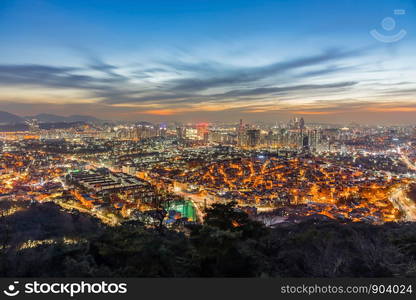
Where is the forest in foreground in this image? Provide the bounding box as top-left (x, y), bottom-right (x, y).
top-left (1, 200), bottom-right (416, 277)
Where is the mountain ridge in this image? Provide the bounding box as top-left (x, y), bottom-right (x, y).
top-left (0, 111), bottom-right (101, 124)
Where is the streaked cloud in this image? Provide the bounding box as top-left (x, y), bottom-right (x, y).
top-left (0, 0), bottom-right (415, 124)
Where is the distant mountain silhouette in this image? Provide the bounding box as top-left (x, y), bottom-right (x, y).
top-left (28, 114), bottom-right (101, 123)
top-left (65, 115), bottom-right (101, 123)
top-left (0, 111), bottom-right (24, 124)
top-left (0, 111), bottom-right (102, 124)
top-left (27, 113), bottom-right (63, 123)
top-left (136, 121), bottom-right (155, 127)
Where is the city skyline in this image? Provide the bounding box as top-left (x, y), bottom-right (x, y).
top-left (0, 0), bottom-right (416, 124)
top-left (3, 0), bottom-right (416, 282)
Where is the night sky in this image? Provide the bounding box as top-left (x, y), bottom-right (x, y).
top-left (0, 0), bottom-right (415, 124)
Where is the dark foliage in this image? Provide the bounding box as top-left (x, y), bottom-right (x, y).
top-left (1, 201), bottom-right (416, 277)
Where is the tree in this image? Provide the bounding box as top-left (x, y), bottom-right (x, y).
top-left (203, 201), bottom-right (268, 238)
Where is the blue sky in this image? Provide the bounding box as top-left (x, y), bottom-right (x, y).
top-left (0, 0), bottom-right (415, 124)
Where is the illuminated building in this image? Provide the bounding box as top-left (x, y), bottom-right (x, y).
top-left (246, 129), bottom-right (260, 147)
top-left (185, 128), bottom-right (199, 140)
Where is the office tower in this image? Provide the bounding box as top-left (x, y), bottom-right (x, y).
top-left (299, 117), bottom-right (305, 130)
top-left (176, 127), bottom-right (184, 139)
top-left (246, 129), bottom-right (260, 147)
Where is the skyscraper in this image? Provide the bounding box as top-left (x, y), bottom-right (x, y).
top-left (246, 129), bottom-right (260, 148)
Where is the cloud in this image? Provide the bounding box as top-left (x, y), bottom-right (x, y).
top-left (164, 48), bottom-right (367, 92)
top-left (0, 64), bottom-right (125, 91)
top-left (215, 81), bottom-right (358, 98)
top-left (98, 81), bottom-right (358, 107)
top-left (0, 46), bottom-right (382, 119)
top-left (293, 65), bottom-right (353, 79)
top-left (379, 88), bottom-right (416, 97)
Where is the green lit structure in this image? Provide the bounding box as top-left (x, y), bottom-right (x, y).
top-left (164, 200), bottom-right (197, 221)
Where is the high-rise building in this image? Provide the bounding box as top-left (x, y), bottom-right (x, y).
top-left (246, 129), bottom-right (260, 148)
top-left (299, 117), bottom-right (305, 130)
top-left (203, 132), bottom-right (209, 144)
top-left (176, 127), bottom-right (184, 139)
top-left (237, 119), bottom-right (244, 147)
top-left (185, 128), bottom-right (198, 140)
top-left (196, 123), bottom-right (208, 139)
top-left (308, 129), bottom-right (321, 152)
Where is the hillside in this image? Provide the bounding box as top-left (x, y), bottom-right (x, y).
top-left (1, 201), bottom-right (416, 277)
top-left (29, 114), bottom-right (101, 123)
top-left (0, 111), bottom-right (23, 124)
top-left (0, 111), bottom-right (101, 125)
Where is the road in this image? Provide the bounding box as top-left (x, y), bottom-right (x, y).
top-left (389, 186), bottom-right (416, 221)
top-left (58, 201), bottom-right (119, 225)
top-left (401, 153), bottom-right (416, 171)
